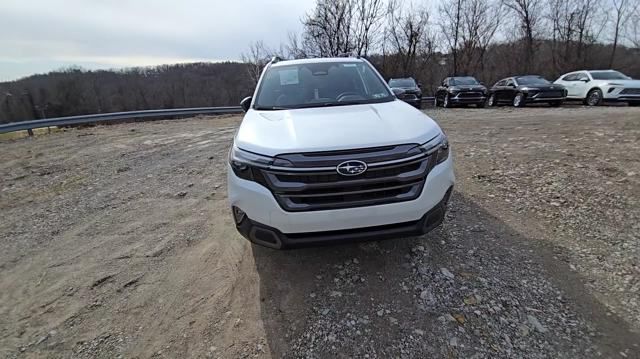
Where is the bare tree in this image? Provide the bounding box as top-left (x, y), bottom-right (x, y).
top-left (628, 7), bottom-right (640, 48)
top-left (302, 0), bottom-right (355, 56)
top-left (609, 0), bottom-right (639, 67)
top-left (439, 0), bottom-right (464, 75)
top-left (574, 0), bottom-right (601, 65)
top-left (385, 0), bottom-right (431, 76)
top-left (241, 41), bottom-right (274, 84)
top-left (352, 0), bottom-right (386, 56)
top-left (546, 0), bottom-right (602, 71)
top-left (458, 0), bottom-right (503, 74)
top-left (301, 0), bottom-right (386, 57)
top-left (503, 0), bottom-right (544, 73)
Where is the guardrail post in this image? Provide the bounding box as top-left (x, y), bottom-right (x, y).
top-left (27, 128), bottom-right (34, 137)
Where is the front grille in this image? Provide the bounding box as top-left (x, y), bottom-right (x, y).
top-left (401, 94), bottom-right (418, 100)
top-left (258, 147), bottom-right (435, 212)
top-left (457, 91), bottom-right (483, 98)
top-left (537, 91), bottom-right (563, 98)
top-left (621, 88), bottom-right (640, 95)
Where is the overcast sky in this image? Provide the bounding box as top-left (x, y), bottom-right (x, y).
top-left (0, 0), bottom-right (315, 81)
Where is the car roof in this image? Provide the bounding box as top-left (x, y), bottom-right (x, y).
top-left (270, 57), bottom-right (363, 68)
top-left (567, 69), bottom-right (615, 73)
top-left (389, 77), bottom-right (415, 80)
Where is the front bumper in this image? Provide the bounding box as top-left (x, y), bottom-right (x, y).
top-left (525, 94), bottom-right (566, 103)
top-left (399, 96), bottom-right (422, 107)
top-left (601, 86), bottom-right (640, 101)
top-left (450, 93), bottom-right (486, 104)
top-left (227, 155), bottom-right (455, 248)
top-left (236, 187), bottom-right (452, 248)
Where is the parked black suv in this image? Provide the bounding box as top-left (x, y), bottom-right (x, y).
top-left (487, 75), bottom-right (567, 107)
top-left (435, 76), bottom-right (487, 108)
top-left (388, 77), bottom-right (422, 108)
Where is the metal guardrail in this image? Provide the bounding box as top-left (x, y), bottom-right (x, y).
top-left (0, 106), bottom-right (244, 135)
top-left (0, 98), bottom-right (436, 135)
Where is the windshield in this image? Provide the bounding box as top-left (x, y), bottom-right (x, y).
top-left (451, 77), bottom-right (479, 85)
top-left (589, 71), bottom-right (630, 80)
top-left (388, 78), bottom-right (416, 88)
top-left (516, 76), bottom-right (550, 85)
top-left (253, 61), bottom-right (393, 110)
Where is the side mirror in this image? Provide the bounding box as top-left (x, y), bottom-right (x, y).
top-left (417, 83), bottom-right (423, 88)
top-left (240, 96), bottom-right (252, 112)
top-left (581, 78), bottom-right (590, 83)
top-left (392, 88), bottom-right (406, 97)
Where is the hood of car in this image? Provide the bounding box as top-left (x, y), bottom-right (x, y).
top-left (235, 100), bottom-right (441, 156)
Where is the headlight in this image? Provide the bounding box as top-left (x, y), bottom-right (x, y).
top-left (436, 137), bottom-right (450, 164)
top-left (228, 145), bottom-right (272, 181)
top-left (418, 133), bottom-right (450, 164)
top-left (228, 145), bottom-right (293, 182)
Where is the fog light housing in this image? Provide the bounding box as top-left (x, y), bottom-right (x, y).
top-left (232, 206), bottom-right (246, 224)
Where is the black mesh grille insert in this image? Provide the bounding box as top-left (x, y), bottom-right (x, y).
top-left (537, 91), bottom-right (563, 98)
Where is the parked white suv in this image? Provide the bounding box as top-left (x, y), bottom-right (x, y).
top-left (227, 57), bottom-right (454, 249)
top-left (554, 70), bottom-right (640, 106)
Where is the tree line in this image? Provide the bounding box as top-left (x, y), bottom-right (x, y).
top-left (0, 63), bottom-right (253, 124)
top-left (244, 0), bottom-right (640, 91)
top-left (2, 0), bottom-right (639, 124)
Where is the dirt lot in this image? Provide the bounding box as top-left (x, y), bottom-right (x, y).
top-left (1, 106), bottom-right (639, 358)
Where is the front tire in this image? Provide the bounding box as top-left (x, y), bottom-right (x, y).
top-left (584, 89), bottom-right (602, 106)
top-left (628, 101), bottom-right (640, 107)
top-left (487, 94), bottom-right (496, 107)
top-left (443, 94), bottom-right (451, 108)
top-left (513, 93), bottom-right (525, 107)
top-left (476, 101), bottom-right (485, 108)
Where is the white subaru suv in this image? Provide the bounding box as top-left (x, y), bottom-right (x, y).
top-left (227, 57), bottom-right (454, 249)
top-left (554, 70), bottom-right (640, 106)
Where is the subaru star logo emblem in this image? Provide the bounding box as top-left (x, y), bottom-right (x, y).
top-left (336, 160), bottom-right (367, 176)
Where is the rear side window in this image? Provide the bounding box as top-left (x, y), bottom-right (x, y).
top-left (589, 71), bottom-right (629, 80)
top-left (576, 72), bottom-right (590, 81)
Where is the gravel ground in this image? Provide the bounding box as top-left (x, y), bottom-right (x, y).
top-left (0, 106), bottom-right (638, 358)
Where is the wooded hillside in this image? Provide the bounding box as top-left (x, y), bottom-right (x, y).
top-left (0, 62), bottom-right (252, 124)
top-left (2, 0), bottom-right (639, 124)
